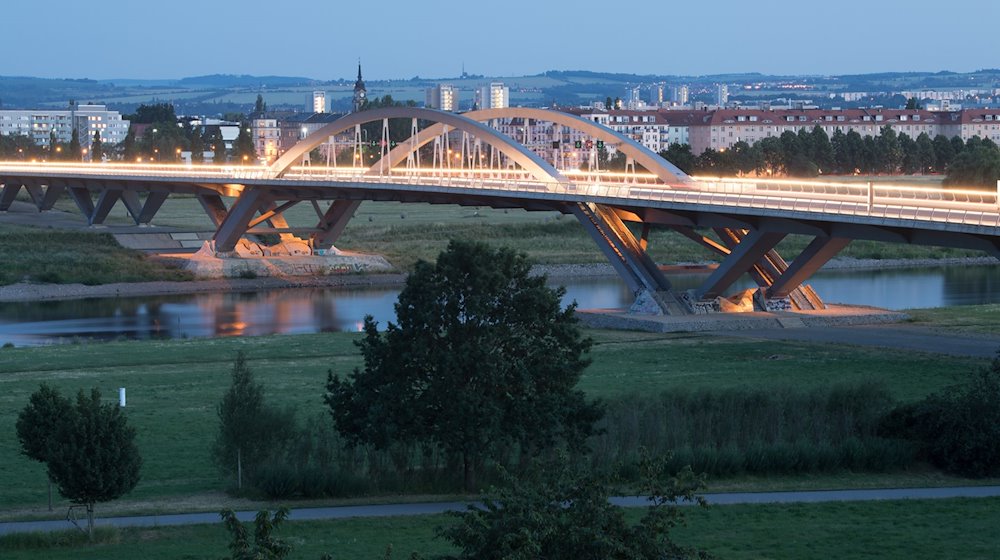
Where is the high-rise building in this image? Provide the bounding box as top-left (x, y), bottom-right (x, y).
top-left (312, 91), bottom-right (326, 113)
top-left (477, 82), bottom-right (509, 109)
top-left (717, 84), bottom-right (729, 106)
top-left (672, 85), bottom-right (689, 105)
top-left (627, 86), bottom-right (643, 109)
top-left (648, 84), bottom-right (665, 106)
top-left (352, 63), bottom-right (367, 112)
top-left (426, 84), bottom-right (458, 111)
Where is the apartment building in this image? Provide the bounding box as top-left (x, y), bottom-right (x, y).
top-left (0, 104), bottom-right (130, 149)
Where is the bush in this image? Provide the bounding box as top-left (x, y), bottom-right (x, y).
top-left (881, 354), bottom-right (1000, 477)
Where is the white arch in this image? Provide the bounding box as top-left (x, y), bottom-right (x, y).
top-left (371, 108), bottom-right (693, 185)
top-left (269, 106), bottom-right (566, 183)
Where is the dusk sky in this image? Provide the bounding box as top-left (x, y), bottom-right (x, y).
top-left (4, 0), bottom-right (999, 80)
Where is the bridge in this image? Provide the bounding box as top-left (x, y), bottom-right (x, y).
top-left (2, 107), bottom-right (999, 315)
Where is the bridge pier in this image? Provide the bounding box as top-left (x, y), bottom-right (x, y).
top-left (311, 200), bottom-right (361, 250)
top-left (0, 183), bottom-right (20, 211)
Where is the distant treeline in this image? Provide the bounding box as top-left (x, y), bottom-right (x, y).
top-left (651, 127), bottom-right (1000, 187)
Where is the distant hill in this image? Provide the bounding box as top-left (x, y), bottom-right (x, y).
top-left (176, 74), bottom-right (317, 88)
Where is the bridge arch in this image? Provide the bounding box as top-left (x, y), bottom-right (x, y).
top-left (269, 106), bottom-right (567, 183)
top-left (370, 108), bottom-right (693, 185)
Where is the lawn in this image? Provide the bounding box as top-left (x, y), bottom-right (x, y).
top-left (3, 497), bottom-right (999, 559)
top-left (906, 304), bottom-right (1000, 335)
top-left (0, 329), bottom-right (989, 517)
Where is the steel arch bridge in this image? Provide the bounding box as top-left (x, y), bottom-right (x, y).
top-left (2, 106), bottom-right (999, 315)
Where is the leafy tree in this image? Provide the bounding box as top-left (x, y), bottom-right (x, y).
top-left (48, 131), bottom-right (60, 160)
top-left (189, 127), bottom-right (205, 163)
top-left (945, 145), bottom-right (1000, 187)
top-left (326, 241), bottom-right (602, 491)
top-left (905, 97), bottom-right (923, 110)
top-left (221, 507), bottom-right (292, 560)
top-left (91, 130), bottom-right (103, 162)
top-left (757, 136), bottom-right (784, 175)
top-left (875, 126), bottom-right (903, 173)
top-left (810, 126), bottom-right (835, 173)
top-left (16, 383), bottom-right (72, 510)
top-left (232, 122), bottom-right (257, 163)
top-left (44, 388), bottom-right (142, 539)
top-left (206, 126), bottom-right (227, 163)
top-left (130, 103), bottom-right (177, 124)
top-left (659, 143), bottom-right (695, 174)
top-left (932, 134), bottom-right (955, 173)
top-left (898, 132), bottom-right (919, 174)
top-left (121, 126), bottom-right (138, 161)
top-left (915, 132), bottom-right (936, 173)
top-left (68, 128), bottom-right (82, 161)
top-left (254, 94), bottom-right (267, 116)
top-left (214, 351), bottom-right (291, 490)
top-left (439, 453), bottom-right (709, 560)
top-left (882, 352), bottom-right (1000, 477)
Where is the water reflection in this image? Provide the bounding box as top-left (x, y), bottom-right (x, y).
top-left (0, 265), bottom-right (998, 347)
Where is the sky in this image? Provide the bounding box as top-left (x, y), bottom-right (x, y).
top-left (3, 0), bottom-right (999, 81)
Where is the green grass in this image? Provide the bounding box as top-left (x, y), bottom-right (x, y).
top-left (3, 497), bottom-right (1000, 559)
top-left (0, 329), bottom-right (989, 517)
top-left (906, 304), bottom-right (1000, 335)
top-left (0, 224), bottom-right (193, 286)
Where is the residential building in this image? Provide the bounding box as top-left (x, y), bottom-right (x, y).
top-left (716, 84), bottom-right (729, 106)
top-left (477, 82), bottom-right (509, 109)
top-left (311, 91), bottom-right (326, 113)
top-left (426, 84), bottom-right (458, 111)
top-left (0, 103), bottom-right (130, 151)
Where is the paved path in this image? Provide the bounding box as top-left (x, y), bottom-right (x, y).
top-left (716, 323), bottom-right (1000, 358)
top-left (3, 486), bottom-right (1000, 535)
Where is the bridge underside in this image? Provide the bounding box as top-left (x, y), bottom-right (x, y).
top-left (3, 176), bottom-right (998, 316)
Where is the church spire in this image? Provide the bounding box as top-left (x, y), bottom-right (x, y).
top-left (353, 60), bottom-right (367, 112)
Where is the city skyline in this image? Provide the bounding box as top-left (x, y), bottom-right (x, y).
top-left (3, 0), bottom-right (999, 81)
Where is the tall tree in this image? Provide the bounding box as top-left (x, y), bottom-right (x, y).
top-left (945, 145), bottom-right (1000, 187)
top-left (48, 131), bottom-right (59, 160)
top-left (254, 94), bottom-right (267, 116)
top-left (810, 125), bottom-right (835, 173)
top-left (90, 130), bottom-right (103, 162)
top-left (915, 132), bottom-right (936, 174)
top-left (16, 383), bottom-right (72, 511)
top-left (875, 126), bottom-right (903, 174)
top-left (932, 134), bottom-right (955, 173)
top-left (232, 122), bottom-right (257, 164)
top-left (68, 128), bottom-right (82, 161)
top-left (326, 241), bottom-right (602, 491)
top-left (659, 143), bottom-right (695, 174)
top-left (121, 126), bottom-right (138, 161)
top-left (898, 132), bottom-right (919, 174)
top-left (189, 129), bottom-right (204, 163)
top-left (43, 388), bottom-right (142, 539)
top-left (206, 126), bottom-right (227, 163)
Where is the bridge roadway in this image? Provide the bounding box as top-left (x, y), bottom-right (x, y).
top-left (1, 160), bottom-right (999, 315)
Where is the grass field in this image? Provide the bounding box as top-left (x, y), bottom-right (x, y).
top-left (0, 327), bottom-right (990, 518)
top-left (3, 497), bottom-right (999, 559)
top-left (907, 304), bottom-right (1000, 336)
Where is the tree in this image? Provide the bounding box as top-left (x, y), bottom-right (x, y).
top-left (254, 94), bottom-right (267, 116)
top-left (214, 351), bottom-right (291, 490)
top-left (130, 103), bottom-right (177, 125)
top-left (326, 241), bottom-right (602, 491)
top-left (945, 145), bottom-right (1000, 187)
top-left (16, 383), bottom-right (72, 511)
top-left (206, 126), bottom-right (227, 163)
top-left (898, 132), bottom-right (919, 174)
top-left (68, 128), bottom-right (82, 161)
top-left (905, 97), bottom-right (923, 110)
top-left (91, 130), bottom-right (103, 162)
top-left (810, 126), bottom-right (835, 173)
top-left (915, 132), bottom-right (936, 173)
top-left (189, 127), bottom-right (205, 164)
top-left (882, 352), bottom-right (1000, 477)
top-left (221, 507), bottom-right (292, 560)
top-left (121, 126), bottom-right (138, 161)
top-left (232, 122), bottom-right (257, 164)
top-left (439, 453), bottom-right (709, 560)
top-left (932, 134), bottom-right (955, 173)
top-left (48, 131), bottom-right (60, 160)
top-left (659, 143), bottom-right (695, 174)
top-left (43, 388), bottom-right (142, 539)
top-left (875, 126), bottom-right (902, 174)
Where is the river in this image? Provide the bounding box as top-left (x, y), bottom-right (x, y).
top-left (0, 264), bottom-right (998, 347)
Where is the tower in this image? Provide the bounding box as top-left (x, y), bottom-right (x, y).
top-left (353, 62), bottom-right (367, 112)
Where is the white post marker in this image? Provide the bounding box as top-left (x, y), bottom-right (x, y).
top-left (119, 387), bottom-right (126, 407)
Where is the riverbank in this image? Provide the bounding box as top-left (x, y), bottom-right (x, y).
top-left (1, 256), bottom-right (996, 304)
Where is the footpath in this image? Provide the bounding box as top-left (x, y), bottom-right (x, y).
top-left (3, 486), bottom-right (1000, 535)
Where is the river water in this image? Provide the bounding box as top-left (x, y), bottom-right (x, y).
top-left (1, 265), bottom-right (998, 347)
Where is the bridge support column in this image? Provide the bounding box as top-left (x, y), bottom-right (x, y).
top-left (90, 189), bottom-right (122, 225)
top-left (311, 200), bottom-right (361, 250)
top-left (24, 185), bottom-right (45, 208)
top-left (197, 193), bottom-right (229, 228)
top-left (213, 187), bottom-right (271, 252)
top-left (66, 186), bottom-right (95, 218)
top-left (573, 203), bottom-right (687, 315)
top-left (695, 230), bottom-right (786, 300)
top-left (768, 237), bottom-right (851, 298)
top-left (120, 190), bottom-right (143, 224)
top-left (39, 184), bottom-right (64, 211)
top-left (0, 184), bottom-right (20, 211)
top-left (137, 192), bottom-right (169, 224)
